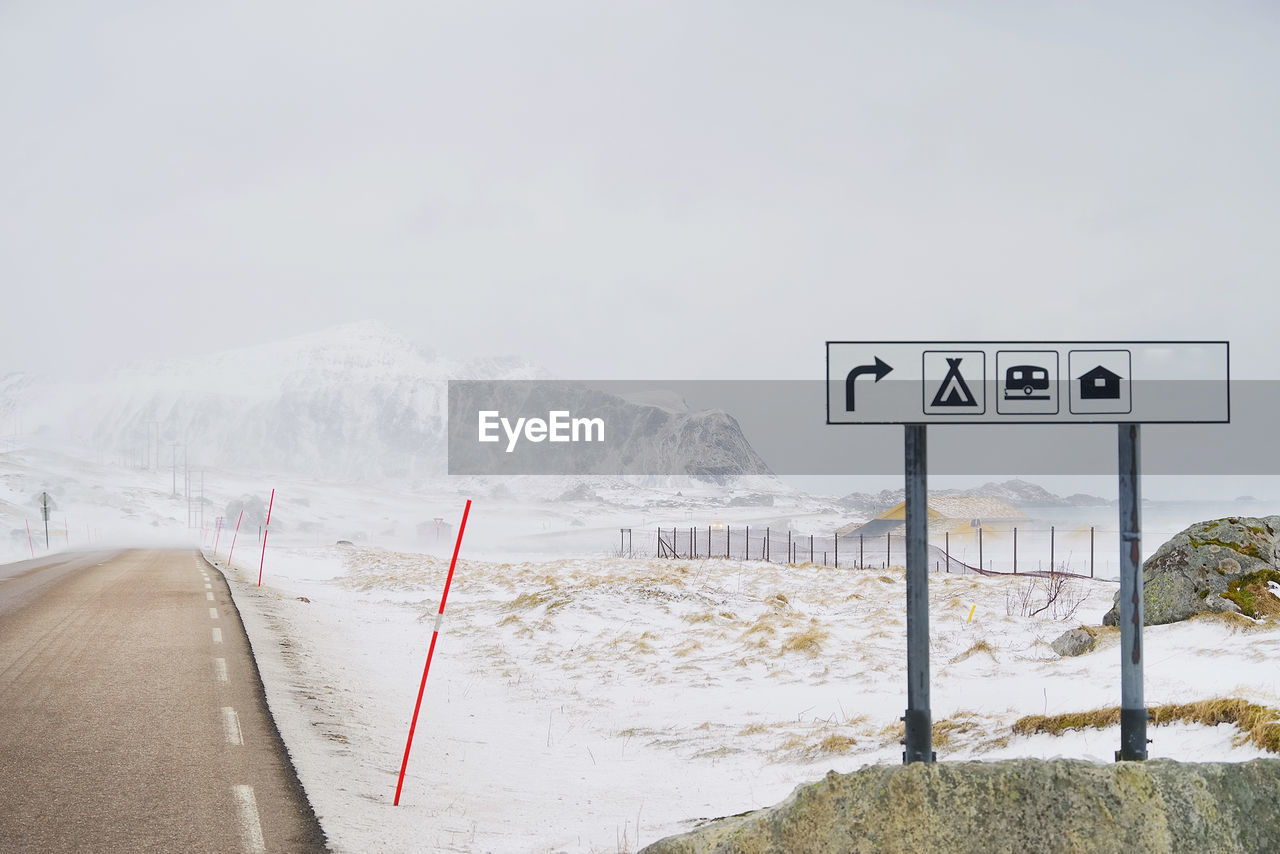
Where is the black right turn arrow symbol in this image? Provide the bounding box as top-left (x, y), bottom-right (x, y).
top-left (845, 357), bottom-right (892, 411)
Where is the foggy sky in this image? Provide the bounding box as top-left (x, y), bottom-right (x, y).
top-left (3, 1), bottom-right (1278, 382)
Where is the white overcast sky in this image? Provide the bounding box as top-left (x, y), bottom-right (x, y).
top-left (3, 1), bottom-right (1278, 381)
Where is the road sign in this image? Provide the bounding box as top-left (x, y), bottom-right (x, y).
top-left (829, 340), bottom-right (1231, 765)
top-left (827, 341), bottom-right (1228, 425)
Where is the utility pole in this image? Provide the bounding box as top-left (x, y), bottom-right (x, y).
top-left (40, 491), bottom-right (51, 548)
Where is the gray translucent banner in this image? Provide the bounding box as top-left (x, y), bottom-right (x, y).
top-left (448, 380), bottom-right (1272, 476)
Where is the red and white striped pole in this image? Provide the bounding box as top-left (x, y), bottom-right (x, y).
top-left (257, 489), bottom-right (275, 587)
top-left (394, 499), bottom-right (472, 806)
top-left (226, 510), bottom-right (245, 569)
top-left (25, 519), bottom-right (33, 558)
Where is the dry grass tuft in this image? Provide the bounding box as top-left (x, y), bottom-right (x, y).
top-left (778, 730), bottom-right (859, 761)
top-left (973, 734), bottom-right (1012, 754)
top-left (764, 592), bottom-right (790, 610)
top-left (872, 712), bottom-right (994, 750)
top-left (779, 621), bottom-right (829, 656)
top-left (1012, 697), bottom-right (1280, 753)
top-left (1012, 707), bottom-right (1120, 735)
top-left (932, 712), bottom-right (985, 749)
top-left (740, 614), bottom-right (778, 642)
top-left (503, 589), bottom-right (569, 612)
top-left (949, 639), bottom-right (998, 664)
top-left (674, 640), bottom-right (703, 658)
top-left (1188, 610), bottom-right (1268, 632)
top-left (815, 733), bottom-right (859, 755)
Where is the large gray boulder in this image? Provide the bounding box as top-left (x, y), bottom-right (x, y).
top-left (640, 759), bottom-right (1280, 854)
top-left (1051, 626), bottom-right (1097, 657)
top-left (1101, 516), bottom-right (1280, 627)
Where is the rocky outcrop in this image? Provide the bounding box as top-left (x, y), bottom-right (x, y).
top-left (640, 759), bottom-right (1280, 854)
top-left (1051, 626), bottom-right (1097, 657)
top-left (1101, 516), bottom-right (1280, 627)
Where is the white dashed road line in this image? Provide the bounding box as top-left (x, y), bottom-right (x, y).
top-left (232, 785), bottom-right (267, 854)
top-left (213, 658), bottom-right (228, 683)
top-left (209, 607), bottom-right (219, 619)
top-left (221, 707), bottom-right (244, 746)
top-left (212, 627), bottom-right (223, 644)
top-left (206, 591), bottom-right (215, 601)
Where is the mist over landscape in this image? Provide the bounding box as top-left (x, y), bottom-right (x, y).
top-left (3, 2), bottom-right (1279, 851)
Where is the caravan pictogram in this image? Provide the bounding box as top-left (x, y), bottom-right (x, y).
top-left (995, 350), bottom-right (1059, 415)
top-left (922, 351), bottom-right (985, 415)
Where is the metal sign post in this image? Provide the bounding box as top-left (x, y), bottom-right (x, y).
top-left (903, 424), bottom-right (933, 763)
top-left (40, 491), bottom-right (51, 548)
top-left (1117, 423), bottom-right (1147, 760)
top-left (827, 340), bottom-right (1229, 765)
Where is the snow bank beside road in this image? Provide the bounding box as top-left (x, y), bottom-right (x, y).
top-left (214, 546), bottom-right (1280, 853)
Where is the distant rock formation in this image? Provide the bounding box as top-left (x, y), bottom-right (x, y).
top-left (1101, 516), bottom-right (1280, 627)
top-left (837, 478), bottom-right (1107, 518)
top-left (640, 759), bottom-right (1280, 854)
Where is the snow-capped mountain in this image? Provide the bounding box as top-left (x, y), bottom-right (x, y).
top-left (3, 321), bottom-right (771, 483)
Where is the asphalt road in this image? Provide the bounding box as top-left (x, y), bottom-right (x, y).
top-left (0, 549), bottom-right (328, 853)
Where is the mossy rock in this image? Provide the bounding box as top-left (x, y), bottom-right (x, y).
top-left (640, 759), bottom-right (1280, 854)
top-left (1101, 516), bottom-right (1280, 627)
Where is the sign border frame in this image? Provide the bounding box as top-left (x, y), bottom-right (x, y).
top-left (825, 340), bottom-right (1230, 426)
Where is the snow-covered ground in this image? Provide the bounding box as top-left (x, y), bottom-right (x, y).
top-left (4, 440), bottom-right (1278, 852)
top-left (213, 542), bottom-right (1278, 853)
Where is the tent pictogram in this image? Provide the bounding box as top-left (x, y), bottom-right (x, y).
top-left (930, 358), bottom-right (978, 407)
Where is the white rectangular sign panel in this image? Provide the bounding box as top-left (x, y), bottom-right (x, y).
top-left (826, 341), bottom-right (1229, 424)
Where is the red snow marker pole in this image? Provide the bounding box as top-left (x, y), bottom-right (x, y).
top-left (26, 519), bottom-right (33, 558)
top-left (394, 499), bottom-right (472, 806)
top-left (257, 489), bottom-right (274, 587)
top-left (213, 516), bottom-right (223, 557)
top-left (227, 510), bottom-right (245, 569)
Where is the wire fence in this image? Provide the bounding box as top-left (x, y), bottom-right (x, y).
top-left (619, 523), bottom-right (1183, 582)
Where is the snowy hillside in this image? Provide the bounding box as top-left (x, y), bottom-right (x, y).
top-left (4, 322), bottom-right (530, 481)
top-left (3, 321), bottom-right (772, 484)
top-left (216, 543), bottom-right (1280, 853)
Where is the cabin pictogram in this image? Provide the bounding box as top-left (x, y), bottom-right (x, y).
top-left (1078, 365), bottom-right (1122, 400)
